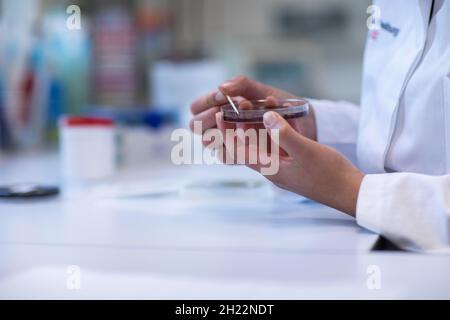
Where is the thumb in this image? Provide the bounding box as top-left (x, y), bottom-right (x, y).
top-left (263, 111), bottom-right (309, 157)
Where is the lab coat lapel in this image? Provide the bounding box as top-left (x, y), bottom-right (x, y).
top-left (357, 0), bottom-right (431, 173)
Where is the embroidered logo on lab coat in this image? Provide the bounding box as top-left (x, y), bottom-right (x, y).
top-left (371, 21), bottom-right (400, 41)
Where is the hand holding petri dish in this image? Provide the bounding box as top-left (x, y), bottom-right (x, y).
top-left (221, 98), bottom-right (309, 123)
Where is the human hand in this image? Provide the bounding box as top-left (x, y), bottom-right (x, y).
top-left (189, 76), bottom-right (317, 144)
top-left (217, 110), bottom-right (364, 216)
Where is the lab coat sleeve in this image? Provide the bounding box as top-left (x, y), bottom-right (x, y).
top-left (308, 99), bottom-right (360, 144)
top-left (357, 173), bottom-right (450, 253)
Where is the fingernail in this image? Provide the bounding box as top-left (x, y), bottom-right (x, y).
top-left (215, 91), bottom-right (225, 102)
top-left (221, 81), bottom-right (233, 88)
top-left (263, 112), bottom-right (283, 129)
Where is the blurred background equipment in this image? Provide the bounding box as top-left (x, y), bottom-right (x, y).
top-left (59, 116), bottom-right (116, 183)
top-left (0, 183), bottom-right (59, 198)
top-left (92, 5), bottom-right (137, 107)
top-left (0, 0), bottom-right (369, 157)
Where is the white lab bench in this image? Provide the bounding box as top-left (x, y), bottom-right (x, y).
top-left (0, 151), bottom-right (449, 299)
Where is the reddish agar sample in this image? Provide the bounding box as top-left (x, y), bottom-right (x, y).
top-left (221, 99), bottom-right (309, 123)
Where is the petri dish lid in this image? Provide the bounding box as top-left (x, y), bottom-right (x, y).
top-left (221, 98), bottom-right (309, 123)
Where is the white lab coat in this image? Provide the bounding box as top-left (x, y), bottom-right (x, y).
top-left (311, 0), bottom-right (450, 253)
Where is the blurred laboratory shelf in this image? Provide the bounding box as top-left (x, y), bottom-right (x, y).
top-left (0, 150), bottom-right (450, 299)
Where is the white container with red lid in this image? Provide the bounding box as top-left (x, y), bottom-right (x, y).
top-left (59, 116), bottom-right (116, 183)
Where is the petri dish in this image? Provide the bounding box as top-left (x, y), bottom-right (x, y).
top-left (221, 98), bottom-right (309, 123)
